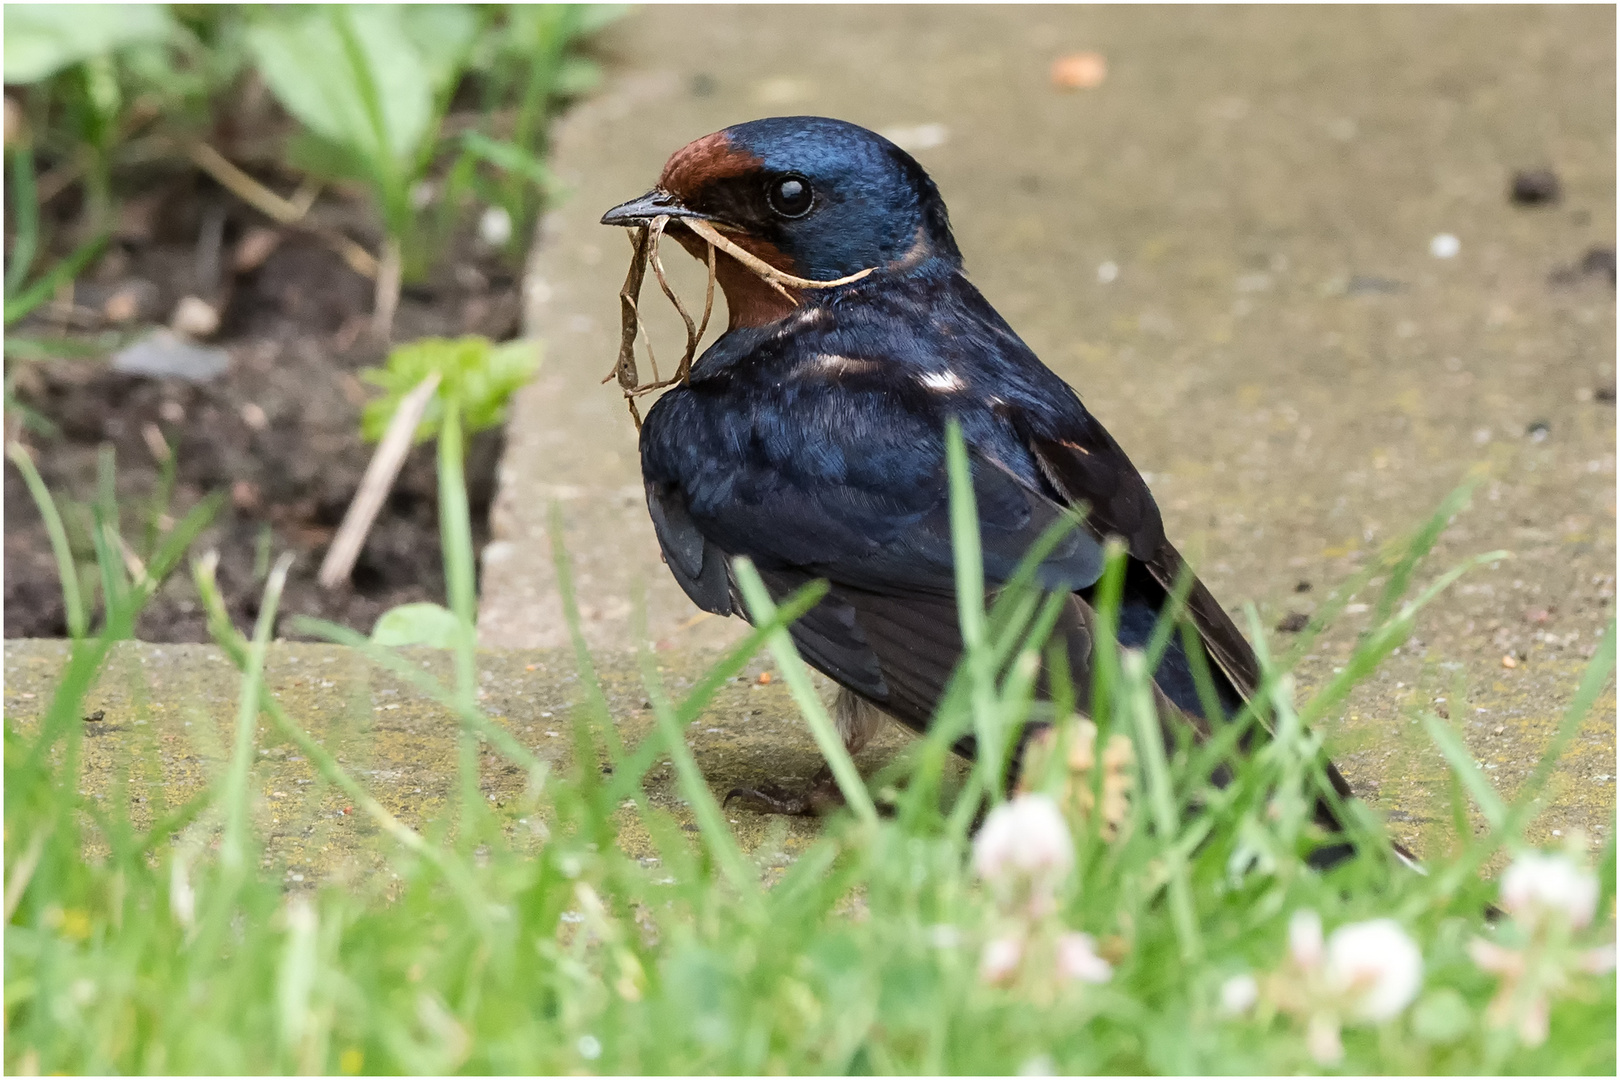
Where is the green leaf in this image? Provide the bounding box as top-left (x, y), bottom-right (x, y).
top-left (555, 56), bottom-right (602, 97)
top-left (360, 336), bottom-right (540, 443)
top-left (371, 602), bottom-right (462, 649)
top-left (3, 3), bottom-right (174, 85)
top-left (397, 4), bottom-right (478, 97)
top-left (244, 6), bottom-right (432, 172)
top-left (1411, 988), bottom-right (1473, 1044)
top-left (460, 131), bottom-right (556, 190)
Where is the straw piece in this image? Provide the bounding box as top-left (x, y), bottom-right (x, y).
top-left (605, 211), bottom-right (874, 427)
top-left (608, 225), bottom-right (650, 393)
top-left (682, 217), bottom-right (875, 291)
top-left (318, 372), bottom-right (441, 589)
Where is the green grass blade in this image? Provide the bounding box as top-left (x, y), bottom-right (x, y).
top-left (220, 551), bottom-right (293, 873)
top-left (5, 143), bottom-right (40, 295)
top-left (7, 443), bottom-right (86, 638)
top-left (732, 558), bottom-right (880, 829)
top-left (1122, 650), bottom-right (1202, 962)
top-left (944, 420), bottom-right (1004, 801)
top-left (4, 231), bottom-right (108, 327)
top-left (436, 399), bottom-right (485, 839)
top-left (635, 636), bottom-right (761, 902)
top-left (289, 616), bottom-right (547, 795)
top-left (1422, 713), bottom-right (1507, 831)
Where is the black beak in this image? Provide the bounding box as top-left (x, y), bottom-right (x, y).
top-left (600, 188), bottom-right (707, 227)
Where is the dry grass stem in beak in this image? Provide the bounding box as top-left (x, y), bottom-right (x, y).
top-left (681, 218), bottom-right (876, 291)
top-left (608, 223), bottom-right (652, 427)
top-left (606, 211), bottom-right (870, 431)
top-left (647, 217), bottom-right (716, 390)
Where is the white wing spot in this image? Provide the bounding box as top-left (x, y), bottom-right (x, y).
top-left (808, 354), bottom-right (877, 375)
top-left (920, 370), bottom-right (965, 393)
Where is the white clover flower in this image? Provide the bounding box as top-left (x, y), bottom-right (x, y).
top-left (1055, 931), bottom-right (1112, 984)
top-left (1500, 851), bottom-right (1599, 929)
top-left (980, 934), bottom-right (1024, 984)
top-left (1323, 918), bottom-right (1424, 1022)
top-left (169, 853), bottom-right (196, 929)
top-left (1305, 1013), bottom-right (1344, 1065)
top-left (1288, 909), bottom-right (1324, 969)
top-left (1579, 943), bottom-right (1616, 974)
top-left (1219, 972), bottom-right (1259, 1015)
top-left (973, 793), bottom-right (1074, 914)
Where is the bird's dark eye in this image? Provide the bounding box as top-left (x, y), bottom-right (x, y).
top-left (766, 174), bottom-right (814, 218)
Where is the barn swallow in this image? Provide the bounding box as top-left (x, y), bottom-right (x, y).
top-left (603, 116), bottom-right (1360, 852)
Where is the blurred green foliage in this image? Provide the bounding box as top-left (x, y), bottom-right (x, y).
top-left (370, 600), bottom-right (462, 648)
top-left (2, 3), bottom-right (623, 307)
top-left (3, 424), bottom-right (1614, 1074)
top-left (360, 334), bottom-right (540, 444)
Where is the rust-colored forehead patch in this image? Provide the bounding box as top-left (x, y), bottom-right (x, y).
top-left (658, 131), bottom-right (765, 202)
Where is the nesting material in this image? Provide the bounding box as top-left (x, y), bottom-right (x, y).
top-left (604, 211), bottom-right (874, 428)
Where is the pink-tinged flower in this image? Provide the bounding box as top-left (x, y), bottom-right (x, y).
top-left (1289, 909), bottom-right (1324, 969)
top-left (1469, 851), bottom-right (1614, 1048)
top-left (1305, 1013), bottom-right (1344, 1065)
top-left (1500, 851), bottom-right (1599, 929)
top-left (1219, 973), bottom-right (1259, 1015)
top-left (973, 794), bottom-right (1074, 915)
top-left (1323, 919), bottom-right (1424, 1022)
top-left (980, 934), bottom-right (1024, 985)
top-left (1468, 937), bottom-right (1523, 977)
top-left (1259, 912), bottom-right (1424, 1063)
top-left (1579, 944), bottom-right (1616, 974)
top-left (1055, 931), bottom-right (1112, 984)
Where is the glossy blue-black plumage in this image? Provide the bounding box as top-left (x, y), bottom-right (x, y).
top-left (724, 116), bottom-right (961, 279)
top-left (626, 117), bottom-right (1352, 816)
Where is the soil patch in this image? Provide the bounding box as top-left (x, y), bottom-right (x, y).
top-left (6, 167), bottom-right (520, 642)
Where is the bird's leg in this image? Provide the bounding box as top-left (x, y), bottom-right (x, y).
top-left (724, 689), bottom-right (886, 817)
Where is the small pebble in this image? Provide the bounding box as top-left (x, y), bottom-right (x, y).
top-left (880, 123), bottom-right (950, 152)
top-left (1051, 51), bottom-right (1108, 90)
top-left (112, 330), bottom-right (229, 382)
top-left (1276, 612), bottom-right (1309, 633)
top-left (479, 205), bottom-right (513, 247)
top-left (1582, 247), bottom-right (1617, 286)
top-left (240, 402), bottom-right (269, 430)
top-left (3, 95), bottom-right (22, 148)
top-left (1500, 654), bottom-right (1518, 669)
top-left (103, 288), bottom-right (142, 323)
top-left (1430, 233), bottom-right (1461, 259)
top-left (232, 227), bottom-right (282, 273)
top-left (141, 422), bottom-right (170, 464)
top-left (757, 671), bottom-right (773, 685)
top-left (231, 480), bottom-right (261, 511)
top-left (170, 295), bottom-right (220, 338)
top-left (1097, 261), bottom-right (1119, 284)
top-left (1526, 419), bottom-right (1551, 441)
top-left (1509, 167), bottom-right (1562, 205)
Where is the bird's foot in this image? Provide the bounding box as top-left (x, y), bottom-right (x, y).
top-left (724, 766), bottom-right (844, 817)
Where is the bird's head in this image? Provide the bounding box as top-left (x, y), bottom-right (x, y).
top-left (602, 116), bottom-right (961, 328)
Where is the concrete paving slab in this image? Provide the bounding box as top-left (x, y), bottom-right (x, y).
top-left (5, 635), bottom-right (1610, 880)
top-left (480, 6), bottom-right (1615, 852)
top-left (4, 639), bottom-right (930, 878)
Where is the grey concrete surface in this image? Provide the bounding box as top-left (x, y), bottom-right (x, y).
top-left (480, 6), bottom-right (1615, 854)
top-left (4, 639), bottom-right (927, 875)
